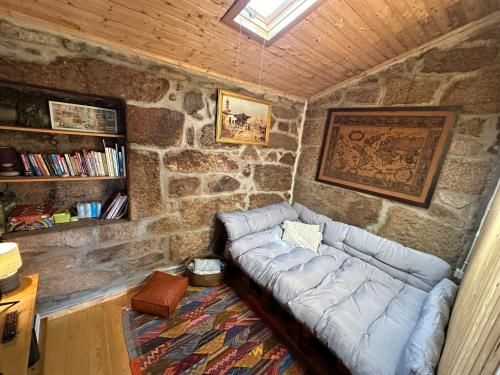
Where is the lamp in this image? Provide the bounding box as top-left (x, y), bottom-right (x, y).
top-left (0, 242), bottom-right (22, 293)
top-left (0, 146), bottom-right (20, 177)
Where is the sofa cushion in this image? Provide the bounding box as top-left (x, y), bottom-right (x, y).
top-left (398, 278), bottom-right (458, 375)
top-left (218, 201), bottom-right (298, 241)
top-left (289, 257), bottom-right (428, 375)
top-left (236, 241), bottom-right (295, 289)
top-left (272, 244), bottom-right (350, 305)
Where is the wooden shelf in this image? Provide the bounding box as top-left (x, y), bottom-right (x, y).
top-left (0, 124), bottom-right (125, 138)
top-left (3, 218), bottom-right (129, 240)
top-left (0, 176), bottom-right (126, 183)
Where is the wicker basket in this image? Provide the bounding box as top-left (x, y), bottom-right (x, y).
top-left (184, 256), bottom-right (224, 287)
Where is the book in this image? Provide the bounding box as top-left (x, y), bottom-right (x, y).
top-left (57, 155), bottom-right (70, 177)
top-left (69, 155), bottom-right (79, 176)
top-left (75, 152), bottom-right (87, 176)
top-left (100, 192), bottom-right (121, 220)
top-left (111, 148), bottom-right (117, 176)
top-left (103, 140), bottom-right (112, 177)
top-left (97, 152), bottom-right (106, 176)
top-left (20, 154), bottom-right (33, 176)
top-left (41, 155), bottom-right (55, 176)
top-left (121, 145), bottom-right (126, 177)
top-left (90, 151), bottom-right (98, 176)
top-left (15, 142), bottom-right (125, 179)
top-left (106, 196), bottom-right (123, 219)
top-left (93, 152), bottom-right (100, 176)
top-left (114, 196), bottom-right (128, 219)
top-left (100, 191), bottom-right (128, 220)
top-left (101, 153), bottom-right (109, 176)
top-left (35, 154), bottom-right (49, 176)
top-left (115, 143), bottom-right (119, 176)
top-left (64, 154), bottom-right (75, 176)
top-left (83, 150), bottom-right (95, 176)
top-left (28, 154), bottom-right (41, 176)
top-left (49, 154), bottom-right (60, 175)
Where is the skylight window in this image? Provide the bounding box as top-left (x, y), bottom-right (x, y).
top-left (222, 0), bottom-right (321, 44)
top-left (247, 0), bottom-right (290, 18)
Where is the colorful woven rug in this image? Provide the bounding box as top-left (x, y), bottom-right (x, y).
top-left (122, 285), bottom-right (306, 375)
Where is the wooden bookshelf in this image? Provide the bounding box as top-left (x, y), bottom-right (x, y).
top-left (0, 124), bottom-right (125, 138)
top-left (0, 176), bottom-right (126, 183)
top-left (0, 80), bottom-right (129, 220)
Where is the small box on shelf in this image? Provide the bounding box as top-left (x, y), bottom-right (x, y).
top-left (52, 208), bottom-right (72, 224)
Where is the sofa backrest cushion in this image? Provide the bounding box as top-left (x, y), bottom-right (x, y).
top-left (293, 201), bottom-right (451, 291)
top-left (217, 201), bottom-right (298, 241)
top-left (293, 202), bottom-right (331, 225)
top-left (342, 226), bottom-right (452, 291)
top-left (226, 225), bottom-right (283, 259)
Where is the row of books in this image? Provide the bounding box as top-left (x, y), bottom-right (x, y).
top-left (19, 142), bottom-right (126, 178)
top-left (101, 192), bottom-right (128, 220)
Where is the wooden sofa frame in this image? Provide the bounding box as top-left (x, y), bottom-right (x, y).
top-left (225, 264), bottom-right (350, 375)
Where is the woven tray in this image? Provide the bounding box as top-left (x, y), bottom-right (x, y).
top-left (184, 256), bottom-right (224, 287)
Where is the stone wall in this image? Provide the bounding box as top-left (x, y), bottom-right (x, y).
top-left (0, 16), bottom-right (305, 312)
top-left (295, 19), bottom-right (500, 267)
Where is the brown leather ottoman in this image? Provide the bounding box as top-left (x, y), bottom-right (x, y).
top-left (131, 271), bottom-right (188, 319)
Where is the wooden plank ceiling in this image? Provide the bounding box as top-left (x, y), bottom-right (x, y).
top-left (0, 0), bottom-right (498, 98)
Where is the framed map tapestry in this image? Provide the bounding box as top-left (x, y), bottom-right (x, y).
top-left (317, 107), bottom-right (456, 207)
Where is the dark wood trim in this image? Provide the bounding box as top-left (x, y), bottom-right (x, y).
top-left (315, 106), bottom-right (461, 208)
top-left (225, 264), bottom-right (350, 375)
top-left (220, 0), bottom-right (327, 46)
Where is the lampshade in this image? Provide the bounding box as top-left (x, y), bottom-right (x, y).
top-left (0, 242), bottom-right (22, 278)
top-left (0, 147), bottom-right (18, 164)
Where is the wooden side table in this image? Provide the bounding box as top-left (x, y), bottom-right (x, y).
top-left (0, 274), bottom-right (39, 375)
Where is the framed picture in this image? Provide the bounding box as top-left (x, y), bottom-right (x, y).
top-left (216, 89), bottom-right (272, 145)
top-left (317, 107), bottom-right (456, 207)
top-left (49, 101), bottom-right (118, 134)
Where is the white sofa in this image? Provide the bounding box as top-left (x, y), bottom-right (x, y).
top-left (218, 202), bottom-right (457, 375)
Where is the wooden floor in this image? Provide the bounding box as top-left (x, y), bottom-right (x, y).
top-left (35, 292), bottom-right (136, 375)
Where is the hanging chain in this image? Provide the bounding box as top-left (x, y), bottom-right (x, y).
top-left (233, 22), bottom-right (243, 86)
top-left (257, 37), bottom-right (266, 93)
top-left (233, 21), bottom-right (266, 94)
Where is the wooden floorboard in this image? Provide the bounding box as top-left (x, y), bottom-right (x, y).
top-left (41, 292), bottom-right (134, 375)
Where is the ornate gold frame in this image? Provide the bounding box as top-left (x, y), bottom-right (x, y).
top-left (216, 89), bottom-right (272, 146)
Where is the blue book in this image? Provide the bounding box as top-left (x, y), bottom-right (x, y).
top-left (50, 154), bottom-right (62, 175)
top-left (28, 154), bottom-right (42, 176)
top-left (118, 151), bottom-right (123, 177)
